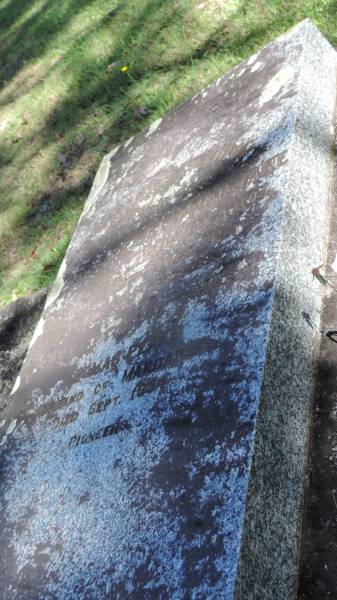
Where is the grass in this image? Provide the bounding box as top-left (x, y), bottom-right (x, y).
top-left (0, 0), bottom-right (336, 304)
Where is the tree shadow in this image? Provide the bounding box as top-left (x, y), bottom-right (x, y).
top-left (0, 0), bottom-right (101, 87)
top-left (2, 0), bottom-right (337, 301)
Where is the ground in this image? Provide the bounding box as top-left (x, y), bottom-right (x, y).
top-left (0, 0), bottom-right (335, 303)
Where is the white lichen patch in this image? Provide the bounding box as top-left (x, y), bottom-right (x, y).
top-left (10, 376), bottom-right (21, 395)
top-left (173, 135), bottom-right (219, 169)
top-left (0, 419), bottom-right (17, 446)
top-left (138, 192), bottom-right (161, 208)
top-left (247, 52), bottom-right (258, 66)
top-left (128, 260), bottom-right (149, 277)
top-left (241, 148), bottom-right (256, 163)
top-left (179, 167), bottom-right (197, 188)
top-left (331, 253), bottom-right (337, 273)
top-left (124, 136), bottom-right (134, 148)
top-left (238, 258), bottom-right (248, 270)
top-left (133, 291), bottom-right (144, 305)
top-left (128, 275), bottom-right (143, 293)
top-left (258, 66), bottom-right (294, 106)
top-left (29, 317), bottom-right (45, 349)
top-left (6, 420), bottom-right (17, 436)
top-left (163, 184), bottom-right (182, 202)
top-left (81, 146), bottom-right (119, 220)
top-left (116, 286), bottom-right (128, 297)
top-left (45, 259), bottom-right (67, 309)
top-left (251, 61), bottom-right (263, 73)
top-left (145, 118), bottom-right (162, 138)
top-left (146, 158), bottom-right (171, 179)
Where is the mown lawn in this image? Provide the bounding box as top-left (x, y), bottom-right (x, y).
top-left (0, 0), bottom-right (335, 303)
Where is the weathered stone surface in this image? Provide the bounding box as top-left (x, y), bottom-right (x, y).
top-left (0, 20), bottom-right (336, 599)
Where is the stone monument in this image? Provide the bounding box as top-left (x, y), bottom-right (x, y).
top-left (0, 19), bottom-right (336, 599)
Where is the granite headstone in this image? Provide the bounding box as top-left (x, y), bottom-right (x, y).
top-left (1, 19), bottom-right (336, 599)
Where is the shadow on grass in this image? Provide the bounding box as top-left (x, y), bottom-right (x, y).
top-left (1, 0), bottom-right (337, 302)
top-left (0, 0), bottom-right (101, 87)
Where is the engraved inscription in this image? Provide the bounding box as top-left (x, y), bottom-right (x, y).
top-left (63, 391), bottom-right (84, 407)
top-left (69, 418), bottom-right (131, 448)
top-left (122, 354), bottom-right (170, 382)
top-left (53, 411), bottom-right (79, 430)
top-left (88, 396), bottom-right (120, 415)
top-left (94, 381), bottom-right (111, 395)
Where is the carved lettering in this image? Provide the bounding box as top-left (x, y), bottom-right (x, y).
top-left (69, 435), bottom-right (80, 448)
top-left (94, 381), bottom-right (111, 395)
top-left (53, 411), bottom-right (78, 430)
top-left (68, 418), bottom-right (131, 448)
top-left (88, 396), bottom-right (120, 415)
top-left (65, 391), bottom-right (84, 406)
top-left (122, 354), bottom-right (169, 382)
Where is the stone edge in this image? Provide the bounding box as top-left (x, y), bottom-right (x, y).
top-left (234, 20), bottom-right (337, 600)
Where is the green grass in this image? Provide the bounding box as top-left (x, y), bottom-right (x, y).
top-left (0, 0), bottom-right (336, 303)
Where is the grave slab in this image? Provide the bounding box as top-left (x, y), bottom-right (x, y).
top-left (1, 19), bottom-right (336, 600)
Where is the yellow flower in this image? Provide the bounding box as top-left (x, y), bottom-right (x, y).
top-left (121, 65), bottom-right (128, 72)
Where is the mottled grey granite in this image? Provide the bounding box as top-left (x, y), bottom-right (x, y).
top-left (234, 21), bottom-right (337, 600)
top-left (0, 19), bottom-right (336, 600)
top-left (297, 73), bottom-right (337, 599)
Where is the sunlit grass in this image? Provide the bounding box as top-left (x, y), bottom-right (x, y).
top-left (0, 0), bottom-right (335, 303)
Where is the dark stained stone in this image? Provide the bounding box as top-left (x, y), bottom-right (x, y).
top-left (0, 288), bottom-right (48, 399)
top-left (0, 19), bottom-right (336, 599)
